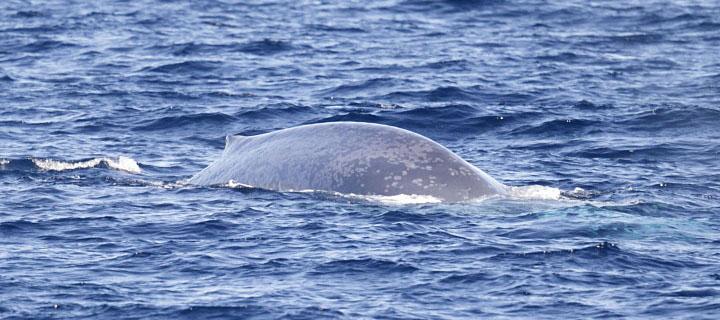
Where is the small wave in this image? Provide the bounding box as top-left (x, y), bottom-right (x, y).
top-left (488, 242), bottom-right (622, 262)
top-left (11, 10), bottom-right (47, 18)
top-left (144, 60), bottom-right (223, 74)
top-left (380, 86), bottom-right (533, 105)
top-left (178, 305), bottom-right (273, 319)
top-left (421, 59), bottom-right (473, 71)
top-left (17, 39), bottom-right (76, 52)
top-left (133, 112), bottom-right (236, 131)
top-left (664, 289), bottom-right (720, 298)
top-left (234, 39), bottom-right (294, 55)
top-left (310, 258), bottom-right (419, 275)
top-left (306, 112), bottom-right (385, 124)
top-left (535, 52), bottom-right (591, 63)
top-left (0, 68), bottom-right (13, 82)
top-left (375, 210), bottom-right (436, 223)
top-left (564, 144), bottom-right (693, 160)
top-left (178, 219), bottom-right (238, 237)
top-left (0, 219), bottom-right (46, 234)
top-left (392, 105), bottom-right (518, 136)
top-left (439, 272), bottom-right (504, 285)
top-left (509, 118), bottom-right (600, 137)
top-left (396, 103), bottom-right (477, 118)
top-left (384, 86), bottom-right (479, 102)
top-left (320, 77), bottom-right (399, 97)
top-left (616, 106), bottom-right (720, 130)
top-left (573, 99), bottom-right (613, 110)
top-left (691, 21), bottom-right (720, 32)
top-left (148, 42), bottom-right (236, 56)
top-left (31, 156), bottom-right (141, 174)
top-left (306, 105), bottom-right (549, 140)
top-left (397, 0), bottom-right (506, 13)
top-left (308, 24), bottom-right (365, 33)
top-left (236, 104), bottom-right (314, 120)
top-left (607, 33), bottom-right (665, 45)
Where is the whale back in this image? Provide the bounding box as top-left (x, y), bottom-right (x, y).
top-left (189, 122), bottom-right (506, 201)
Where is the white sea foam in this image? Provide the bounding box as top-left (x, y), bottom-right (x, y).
top-left (220, 179), bottom-right (572, 204)
top-left (0, 159), bottom-right (9, 166)
top-left (359, 193), bottom-right (443, 205)
top-left (139, 179), bottom-right (186, 189)
top-left (226, 180), bottom-right (254, 188)
top-left (224, 179), bottom-right (443, 204)
top-left (507, 185), bottom-right (563, 200)
top-left (32, 156), bottom-right (142, 174)
top-left (33, 158), bottom-right (103, 171)
top-left (105, 156), bottom-right (142, 173)
top-left (299, 189), bottom-right (443, 205)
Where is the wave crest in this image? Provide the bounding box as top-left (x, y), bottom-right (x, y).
top-left (31, 156), bottom-right (141, 173)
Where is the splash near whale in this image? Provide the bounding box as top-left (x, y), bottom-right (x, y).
top-left (189, 122), bottom-right (508, 202)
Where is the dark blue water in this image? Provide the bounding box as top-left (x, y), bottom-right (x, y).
top-left (1, 0), bottom-right (719, 318)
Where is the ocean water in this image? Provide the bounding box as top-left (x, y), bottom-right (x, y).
top-left (1, 0), bottom-right (719, 318)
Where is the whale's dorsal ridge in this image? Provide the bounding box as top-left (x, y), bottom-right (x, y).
top-left (191, 122), bottom-right (507, 201)
top-left (225, 134), bottom-right (249, 149)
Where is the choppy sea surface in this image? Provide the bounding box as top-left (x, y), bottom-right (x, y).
top-left (1, 0), bottom-right (719, 319)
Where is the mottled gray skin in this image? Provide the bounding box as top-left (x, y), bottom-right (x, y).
top-left (189, 122), bottom-right (508, 201)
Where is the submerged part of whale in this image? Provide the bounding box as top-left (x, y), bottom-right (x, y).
top-left (189, 122), bottom-right (508, 201)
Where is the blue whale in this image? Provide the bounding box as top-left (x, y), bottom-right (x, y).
top-left (189, 122), bottom-right (508, 201)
